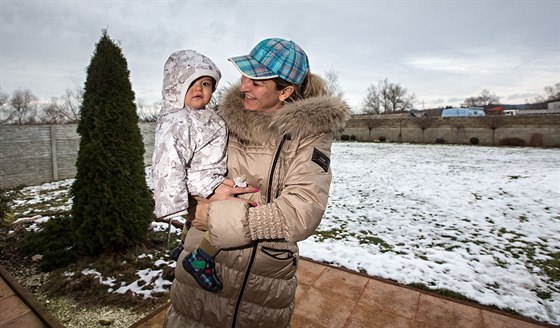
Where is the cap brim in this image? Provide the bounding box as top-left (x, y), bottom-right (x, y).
top-left (228, 55), bottom-right (279, 80)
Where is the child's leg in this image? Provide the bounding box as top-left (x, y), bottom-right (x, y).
top-left (170, 220), bottom-right (192, 261)
top-left (183, 231), bottom-right (223, 292)
top-left (198, 231), bottom-right (220, 258)
top-left (181, 220), bottom-right (192, 243)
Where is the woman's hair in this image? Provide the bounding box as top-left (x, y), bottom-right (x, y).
top-left (273, 72), bottom-right (328, 102)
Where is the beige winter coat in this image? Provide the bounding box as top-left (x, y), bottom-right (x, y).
top-left (164, 85), bottom-right (351, 328)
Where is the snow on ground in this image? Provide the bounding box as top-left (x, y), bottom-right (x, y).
top-left (301, 142), bottom-right (560, 325)
top-left (10, 142), bottom-right (560, 324)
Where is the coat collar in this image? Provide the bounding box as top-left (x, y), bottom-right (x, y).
top-left (217, 85), bottom-right (351, 145)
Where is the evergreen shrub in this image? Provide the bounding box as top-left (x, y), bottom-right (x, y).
top-left (470, 137), bottom-right (480, 145)
top-left (20, 215), bottom-right (77, 271)
top-left (71, 30), bottom-right (154, 255)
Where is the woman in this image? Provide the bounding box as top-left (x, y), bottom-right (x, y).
top-left (164, 37), bottom-right (351, 327)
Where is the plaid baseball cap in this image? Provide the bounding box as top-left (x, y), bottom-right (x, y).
top-left (228, 38), bottom-right (310, 85)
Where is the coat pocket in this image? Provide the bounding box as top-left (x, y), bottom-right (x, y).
top-left (253, 244), bottom-right (298, 279)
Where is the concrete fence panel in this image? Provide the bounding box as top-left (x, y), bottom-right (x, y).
top-left (2, 115), bottom-right (559, 189)
top-left (340, 115), bottom-right (560, 147)
top-left (1, 123), bottom-right (156, 189)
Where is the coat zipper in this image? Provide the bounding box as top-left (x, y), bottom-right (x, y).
top-left (231, 134), bottom-right (289, 328)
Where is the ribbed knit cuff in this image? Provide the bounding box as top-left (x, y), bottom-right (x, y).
top-left (247, 203), bottom-right (286, 240)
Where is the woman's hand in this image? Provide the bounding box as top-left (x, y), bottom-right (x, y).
top-left (207, 178), bottom-right (259, 206)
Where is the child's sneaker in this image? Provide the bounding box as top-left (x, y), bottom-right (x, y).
top-left (183, 248), bottom-right (223, 292)
top-left (170, 243), bottom-right (184, 261)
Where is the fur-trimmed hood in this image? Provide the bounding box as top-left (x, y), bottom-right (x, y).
top-left (218, 85), bottom-right (351, 145)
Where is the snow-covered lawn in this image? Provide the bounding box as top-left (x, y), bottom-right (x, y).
top-left (302, 142), bottom-right (560, 325)
top-left (9, 142), bottom-right (560, 325)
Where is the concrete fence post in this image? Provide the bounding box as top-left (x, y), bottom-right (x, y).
top-left (50, 125), bottom-right (58, 181)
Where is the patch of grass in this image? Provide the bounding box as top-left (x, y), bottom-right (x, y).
top-left (10, 183), bottom-right (71, 218)
top-left (498, 228), bottom-right (525, 239)
top-left (313, 227), bottom-right (347, 242)
top-left (357, 235), bottom-right (392, 251)
top-left (357, 267), bottom-right (368, 274)
top-left (313, 222), bottom-right (350, 241)
top-left (445, 245), bottom-right (460, 251)
top-left (536, 290), bottom-right (552, 300)
top-left (494, 258), bottom-right (508, 268)
top-left (541, 252), bottom-right (560, 283)
top-left (417, 254), bottom-right (428, 261)
top-left (407, 282), bottom-right (478, 302)
top-left (407, 282), bottom-right (521, 316)
top-left (441, 234), bottom-right (458, 241)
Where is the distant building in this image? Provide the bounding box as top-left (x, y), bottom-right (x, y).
top-left (548, 100), bottom-right (560, 110)
top-left (441, 107), bottom-right (486, 117)
top-left (517, 108), bottom-right (560, 115)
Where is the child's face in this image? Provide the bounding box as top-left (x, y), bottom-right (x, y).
top-left (184, 76), bottom-right (214, 109)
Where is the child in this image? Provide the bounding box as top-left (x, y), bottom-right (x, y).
top-left (152, 50), bottom-right (226, 292)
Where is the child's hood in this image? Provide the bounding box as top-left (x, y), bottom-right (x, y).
top-left (162, 50), bottom-right (221, 109)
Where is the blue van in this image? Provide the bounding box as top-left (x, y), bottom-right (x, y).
top-left (441, 107), bottom-right (486, 117)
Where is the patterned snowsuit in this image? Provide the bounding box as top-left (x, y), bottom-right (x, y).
top-left (152, 50), bottom-right (226, 221)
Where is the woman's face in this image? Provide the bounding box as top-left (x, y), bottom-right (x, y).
top-left (239, 76), bottom-right (290, 113)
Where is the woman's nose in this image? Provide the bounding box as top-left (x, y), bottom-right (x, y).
top-left (239, 77), bottom-right (250, 92)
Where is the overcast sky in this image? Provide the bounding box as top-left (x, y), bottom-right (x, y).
top-left (1, 0), bottom-right (558, 111)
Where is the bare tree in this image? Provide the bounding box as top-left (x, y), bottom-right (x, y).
top-left (361, 79), bottom-right (415, 114)
top-left (378, 79), bottom-right (392, 112)
top-left (385, 81), bottom-right (416, 113)
top-left (462, 89), bottom-right (499, 107)
top-left (486, 115), bottom-right (504, 146)
top-left (479, 89), bottom-right (499, 106)
top-left (10, 89), bottom-right (38, 124)
top-left (40, 97), bottom-right (66, 124)
top-left (543, 83), bottom-right (560, 101)
top-left (0, 89), bottom-right (7, 106)
top-left (415, 116), bottom-right (435, 142)
top-left (361, 84), bottom-right (381, 114)
top-left (366, 119), bottom-right (376, 141)
top-left (36, 87), bottom-right (82, 124)
top-left (136, 98), bottom-right (160, 122)
top-left (61, 87), bottom-right (83, 123)
top-left (325, 69), bottom-right (344, 98)
top-left (462, 96), bottom-right (478, 107)
top-left (0, 88), bottom-right (11, 124)
top-left (533, 82), bottom-right (560, 103)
